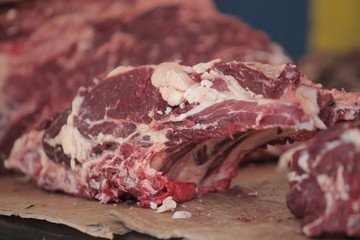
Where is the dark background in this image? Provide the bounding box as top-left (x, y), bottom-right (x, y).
top-left (214, 0), bottom-right (308, 60)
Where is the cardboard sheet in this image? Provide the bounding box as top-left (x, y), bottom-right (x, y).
top-left (110, 164), bottom-right (344, 240)
top-left (0, 164), bottom-right (346, 240)
top-left (0, 174), bottom-right (130, 239)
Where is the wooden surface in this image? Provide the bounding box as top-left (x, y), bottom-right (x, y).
top-left (0, 164), bottom-right (347, 240)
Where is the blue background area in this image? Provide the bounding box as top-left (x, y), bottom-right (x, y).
top-left (214, 0), bottom-right (309, 60)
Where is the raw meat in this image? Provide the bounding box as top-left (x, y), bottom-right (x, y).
top-left (0, 0), bottom-right (290, 164)
top-left (6, 60), bottom-right (360, 207)
top-left (287, 120), bottom-right (360, 237)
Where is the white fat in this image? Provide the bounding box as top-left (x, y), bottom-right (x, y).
top-left (70, 95), bottom-right (84, 121)
top-left (297, 122), bottom-right (316, 131)
top-left (254, 112), bottom-right (264, 126)
top-left (298, 151), bottom-right (310, 173)
top-left (285, 72), bottom-right (296, 79)
top-left (96, 130), bottom-right (138, 145)
top-left (39, 148), bottom-right (50, 174)
top-left (97, 193), bottom-right (107, 202)
top-left (205, 69), bottom-right (252, 99)
top-left (200, 72), bottom-right (214, 80)
top-left (5, 130), bottom-right (42, 172)
top-left (152, 63), bottom-right (180, 88)
top-left (151, 59), bottom-right (252, 107)
top-left (340, 129), bottom-right (360, 147)
top-left (182, 66), bottom-right (194, 74)
top-left (165, 107), bottom-right (172, 115)
top-left (311, 139), bottom-right (346, 168)
top-left (56, 125), bottom-right (93, 164)
top-left (288, 171), bottom-right (309, 183)
top-left (84, 117), bottom-right (113, 129)
top-left (277, 144), bottom-right (306, 172)
top-left (150, 202), bottom-right (158, 209)
top-left (192, 59), bottom-right (221, 73)
top-left (326, 139), bottom-right (344, 151)
top-left (192, 123), bottom-right (207, 130)
top-left (140, 179), bottom-right (157, 195)
top-left (93, 78), bottom-right (100, 84)
top-left (151, 60), bottom-right (265, 113)
top-left (123, 177), bottom-right (136, 188)
top-left (55, 95), bottom-right (94, 164)
top-left (296, 86), bottom-right (326, 129)
top-left (94, 132), bottom-right (117, 144)
top-left (133, 153), bottom-right (158, 178)
top-left (56, 88), bottom-right (172, 164)
top-left (316, 174), bottom-right (334, 216)
top-left (302, 217), bottom-right (325, 237)
top-left (89, 179), bottom-right (101, 190)
top-left (172, 211), bottom-right (192, 219)
top-left (147, 110), bottom-right (154, 118)
top-left (316, 174), bottom-right (331, 188)
top-left (244, 62), bottom-right (287, 80)
top-left (137, 123), bottom-right (167, 144)
top-left (106, 66), bottom-right (134, 77)
top-left (182, 70), bottom-right (254, 105)
top-left (156, 196), bottom-right (177, 213)
top-left (335, 165), bottom-right (350, 201)
top-left (200, 79), bottom-right (213, 88)
top-left (168, 103), bottom-right (209, 122)
top-left (296, 87), bottom-right (318, 113)
top-left (168, 83), bottom-right (256, 123)
top-left (43, 137), bottom-right (57, 148)
top-left (159, 87), bottom-right (185, 106)
top-left (184, 85), bottom-right (217, 104)
top-left (151, 62), bottom-right (195, 106)
top-left (168, 69), bottom-right (194, 91)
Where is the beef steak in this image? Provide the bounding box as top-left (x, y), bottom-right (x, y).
top-left (287, 120), bottom-right (360, 237)
top-left (6, 60), bottom-right (360, 208)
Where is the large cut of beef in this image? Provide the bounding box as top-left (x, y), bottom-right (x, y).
top-left (0, 0), bottom-right (291, 166)
top-left (287, 120), bottom-right (360, 237)
top-left (6, 59), bottom-right (360, 208)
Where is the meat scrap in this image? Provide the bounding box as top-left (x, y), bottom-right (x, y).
top-left (0, 0), bottom-right (290, 164)
top-left (287, 120), bottom-right (360, 237)
top-left (5, 60), bottom-right (360, 208)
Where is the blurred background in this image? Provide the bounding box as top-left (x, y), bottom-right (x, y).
top-left (214, 0), bottom-right (360, 91)
top-left (214, 0), bottom-right (360, 60)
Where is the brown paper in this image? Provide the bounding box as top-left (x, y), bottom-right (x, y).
top-left (1, 164), bottom-right (346, 240)
top-left (0, 174), bottom-right (130, 239)
top-left (110, 164), bottom-right (344, 240)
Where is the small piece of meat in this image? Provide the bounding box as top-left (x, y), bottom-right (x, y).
top-left (6, 60), bottom-right (360, 208)
top-left (287, 120), bottom-right (360, 237)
